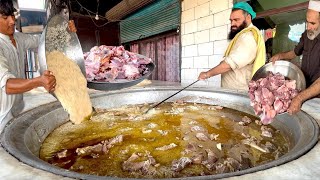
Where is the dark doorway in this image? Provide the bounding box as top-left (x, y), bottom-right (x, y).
top-left (128, 32), bottom-right (180, 82)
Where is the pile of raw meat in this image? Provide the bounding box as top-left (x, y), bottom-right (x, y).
top-left (248, 72), bottom-right (299, 124)
top-left (84, 45), bottom-right (152, 81)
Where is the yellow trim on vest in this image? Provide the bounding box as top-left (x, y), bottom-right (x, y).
top-left (224, 27), bottom-right (266, 77)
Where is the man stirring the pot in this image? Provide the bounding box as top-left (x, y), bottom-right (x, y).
top-left (270, 0), bottom-right (320, 114)
top-left (198, 2), bottom-right (266, 91)
top-left (0, 0), bottom-right (76, 131)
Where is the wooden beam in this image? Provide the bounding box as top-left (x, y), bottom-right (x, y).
top-left (105, 0), bottom-right (155, 21)
top-left (256, 1), bottom-right (308, 19)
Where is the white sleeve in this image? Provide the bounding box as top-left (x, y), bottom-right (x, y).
top-left (0, 54), bottom-right (15, 123)
top-left (224, 31), bottom-right (257, 70)
top-left (0, 54), bottom-right (15, 90)
top-left (16, 32), bottom-right (40, 50)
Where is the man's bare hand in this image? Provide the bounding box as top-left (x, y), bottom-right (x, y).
top-left (270, 54), bottom-right (282, 64)
top-left (287, 96), bottom-right (303, 115)
top-left (40, 70), bottom-right (56, 92)
top-left (198, 72), bottom-right (208, 80)
top-left (68, 20), bottom-right (77, 33)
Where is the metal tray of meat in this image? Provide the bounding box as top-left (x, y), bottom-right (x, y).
top-left (252, 60), bottom-right (306, 91)
top-left (87, 62), bottom-right (155, 91)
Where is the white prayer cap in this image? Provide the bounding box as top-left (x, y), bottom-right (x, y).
top-left (308, 0), bottom-right (320, 12)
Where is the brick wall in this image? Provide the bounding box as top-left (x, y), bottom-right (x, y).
top-left (180, 0), bottom-right (233, 87)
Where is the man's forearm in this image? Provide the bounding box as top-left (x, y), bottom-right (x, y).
top-left (297, 78), bottom-right (320, 102)
top-left (206, 61), bottom-right (231, 78)
top-left (6, 78), bottom-right (40, 94)
top-left (278, 50), bottom-right (297, 60)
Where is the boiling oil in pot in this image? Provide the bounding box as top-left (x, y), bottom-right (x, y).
top-left (40, 102), bottom-right (289, 178)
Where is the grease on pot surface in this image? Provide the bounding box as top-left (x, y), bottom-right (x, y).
top-left (40, 102), bottom-right (289, 178)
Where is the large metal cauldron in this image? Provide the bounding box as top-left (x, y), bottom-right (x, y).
top-left (1, 87), bottom-right (318, 180)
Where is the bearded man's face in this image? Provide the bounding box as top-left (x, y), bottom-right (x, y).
top-left (306, 10), bottom-right (320, 40)
top-left (228, 10), bottom-right (249, 40)
top-left (228, 20), bottom-right (247, 40)
top-left (307, 24), bottom-right (320, 40)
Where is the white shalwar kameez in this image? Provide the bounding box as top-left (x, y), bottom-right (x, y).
top-left (0, 32), bottom-right (39, 131)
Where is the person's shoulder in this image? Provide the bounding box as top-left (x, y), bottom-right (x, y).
top-left (250, 24), bottom-right (259, 31)
top-left (14, 32), bottom-right (35, 39)
top-left (239, 28), bottom-right (257, 40)
top-left (240, 24), bottom-right (259, 34)
top-left (14, 32), bottom-right (27, 39)
top-left (14, 32), bottom-right (40, 45)
top-left (300, 31), bottom-right (308, 38)
top-left (295, 31), bottom-right (308, 42)
top-left (14, 32), bottom-right (24, 36)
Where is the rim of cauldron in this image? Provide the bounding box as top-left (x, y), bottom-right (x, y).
top-left (0, 88), bottom-right (319, 180)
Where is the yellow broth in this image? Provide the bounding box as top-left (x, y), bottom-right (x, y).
top-left (40, 102), bottom-right (289, 178)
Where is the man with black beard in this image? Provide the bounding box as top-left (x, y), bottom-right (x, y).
top-left (271, 0), bottom-right (320, 114)
top-left (228, 19), bottom-right (247, 40)
top-left (198, 2), bottom-right (265, 91)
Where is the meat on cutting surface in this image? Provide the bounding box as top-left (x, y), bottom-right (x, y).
top-left (248, 72), bottom-right (299, 124)
top-left (84, 45), bottom-right (152, 81)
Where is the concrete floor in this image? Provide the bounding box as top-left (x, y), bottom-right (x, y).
top-left (0, 81), bottom-right (319, 180)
